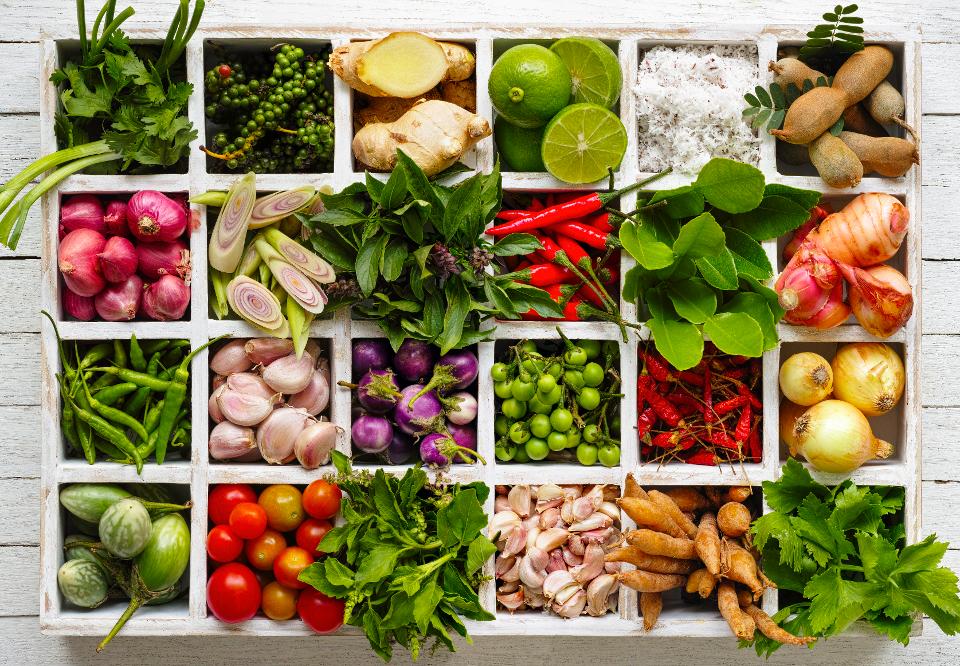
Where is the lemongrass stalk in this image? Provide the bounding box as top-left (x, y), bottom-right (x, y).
top-left (0, 140), bottom-right (111, 212)
top-left (209, 269), bottom-right (229, 320)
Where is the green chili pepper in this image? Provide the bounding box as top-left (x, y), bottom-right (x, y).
top-left (129, 334), bottom-right (146, 372)
top-left (154, 335), bottom-right (229, 464)
top-left (139, 339), bottom-right (171, 356)
top-left (171, 425), bottom-right (188, 448)
top-left (60, 384), bottom-right (82, 455)
top-left (56, 375), bottom-right (96, 464)
top-left (41, 311), bottom-right (73, 374)
top-left (85, 367), bottom-right (172, 392)
top-left (144, 401), bottom-right (164, 434)
top-left (160, 347), bottom-right (183, 370)
top-left (79, 343), bottom-right (113, 371)
top-left (93, 383), bottom-right (138, 406)
top-left (68, 396), bottom-right (143, 473)
top-left (93, 436), bottom-right (132, 463)
top-left (81, 374), bottom-right (149, 444)
top-left (113, 339), bottom-right (128, 369)
top-left (124, 386), bottom-right (151, 417)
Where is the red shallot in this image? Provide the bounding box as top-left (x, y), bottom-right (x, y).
top-left (136, 239), bottom-right (191, 282)
top-left (775, 242), bottom-right (841, 321)
top-left (142, 274), bottom-right (190, 321)
top-left (98, 236), bottom-right (138, 283)
top-left (94, 274), bottom-right (143, 321)
top-left (60, 194), bottom-right (106, 234)
top-left (126, 190), bottom-right (188, 242)
top-left (59, 228), bottom-right (106, 297)
top-left (103, 200), bottom-right (129, 236)
top-left (63, 288), bottom-right (96, 321)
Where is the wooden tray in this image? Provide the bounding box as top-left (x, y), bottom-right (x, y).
top-left (37, 24), bottom-right (922, 638)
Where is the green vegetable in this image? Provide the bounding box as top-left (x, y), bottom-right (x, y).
top-left (298, 452), bottom-right (495, 661)
top-left (58, 559), bottom-right (110, 608)
top-left (98, 498), bottom-right (152, 559)
top-left (619, 158), bottom-right (816, 369)
top-left (135, 513), bottom-right (191, 591)
top-left (746, 460), bottom-right (960, 656)
top-left (742, 78), bottom-right (842, 134)
top-left (60, 483), bottom-right (132, 523)
top-left (304, 153), bottom-right (562, 353)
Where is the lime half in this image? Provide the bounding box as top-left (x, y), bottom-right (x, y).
top-left (550, 37), bottom-right (622, 107)
top-left (495, 117), bottom-right (546, 172)
top-left (488, 44), bottom-right (572, 128)
top-left (541, 103), bottom-right (627, 184)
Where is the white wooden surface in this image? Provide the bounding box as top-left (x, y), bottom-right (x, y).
top-left (1, 0), bottom-right (958, 662)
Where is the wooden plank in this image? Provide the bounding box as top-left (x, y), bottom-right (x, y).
top-left (0, 406), bottom-right (41, 479)
top-left (0, 478), bottom-right (38, 544)
top-left (920, 261), bottom-right (958, 335)
top-left (923, 408), bottom-right (960, 481)
top-left (920, 116), bottom-right (960, 260)
top-left (0, 334), bottom-right (40, 406)
top-left (0, 114), bottom-right (42, 259)
top-left (922, 43), bottom-right (960, 115)
top-left (0, 260), bottom-right (39, 333)
top-left (0, 546), bottom-right (38, 616)
top-left (924, 480), bottom-right (960, 544)
top-left (922, 337), bottom-right (960, 407)
top-left (0, 43), bottom-right (39, 114)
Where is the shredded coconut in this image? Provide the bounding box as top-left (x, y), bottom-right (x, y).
top-left (635, 45), bottom-right (760, 174)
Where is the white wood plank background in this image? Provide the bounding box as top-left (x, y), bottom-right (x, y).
top-left (2, 0), bottom-right (958, 662)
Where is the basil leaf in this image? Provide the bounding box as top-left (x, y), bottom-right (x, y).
top-left (380, 238), bottom-right (409, 282)
top-left (380, 165), bottom-right (408, 210)
top-left (315, 207), bottom-right (368, 226)
top-left (441, 173), bottom-right (482, 242)
top-left (437, 488), bottom-right (487, 548)
top-left (437, 279), bottom-right (470, 354)
top-left (465, 535), bottom-right (497, 576)
top-left (356, 235), bottom-right (389, 296)
top-left (694, 157), bottom-right (765, 213)
top-left (492, 232), bottom-right (542, 257)
top-left (703, 312), bottom-right (764, 356)
top-left (647, 317), bottom-right (704, 370)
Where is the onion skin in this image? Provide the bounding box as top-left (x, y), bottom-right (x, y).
top-left (793, 399), bottom-right (894, 473)
top-left (98, 236), bottom-right (138, 283)
top-left (840, 263), bottom-right (913, 339)
top-left (209, 421), bottom-right (257, 461)
top-left (142, 274), bottom-right (191, 321)
top-left (60, 194), bottom-right (106, 234)
top-left (126, 191), bottom-right (188, 242)
top-left (785, 279), bottom-right (850, 329)
top-left (262, 352), bottom-right (314, 394)
top-left (779, 400), bottom-right (807, 453)
top-left (59, 229), bottom-right (107, 297)
top-left (103, 200), bottom-right (129, 237)
top-left (210, 339), bottom-right (254, 375)
top-left (831, 343), bottom-right (905, 416)
top-left (775, 242), bottom-right (842, 320)
top-left (779, 352), bottom-right (833, 406)
top-left (63, 288), bottom-right (96, 321)
top-left (94, 274), bottom-right (143, 321)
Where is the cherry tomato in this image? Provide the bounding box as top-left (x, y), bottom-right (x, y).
top-left (577, 443), bottom-right (599, 466)
top-left (490, 362), bottom-right (509, 382)
top-left (518, 340), bottom-right (538, 354)
top-left (529, 414), bottom-right (552, 439)
top-left (550, 408), bottom-right (573, 433)
top-left (547, 431), bottom-right (568, 451)
top-left (577, 387), bottom-right (601, 411)
top-left (258, 484), bottom-right (305, 532)
top-left (229, 502), bottom-right (268, 540)
top-left (298, 588), bottom-right (345, 634)
top-left (510, 379), bottom-right (536, 402)
top-left (206, 524), bottom-right (243, 563)
top-left (512, 445), bottom-right (531, 463)
top-left (217, 64), bottom-right (233, 78)
top-left (525, 437), bottom-right (549, 461)
top-left (598, 444), bottom-right (621, 467)
top-left (273, 546), bottom-right (314, 589)
top-left (296, 518), bottom-right (333, 554)
top-left (302, 480), bottom-right (342, 520)
top-left (508, 422), bottom-right (530, 444)
top-left (262, 581), bottom-right (299, 621)
top-left (207, 562), bottom-right (260, 623)
top-left (582, 362), bottom-right (605, 387)
top-left (494, 414), bottom-right (509, 437)
top-left (209, 484), bottom-right (257, 526)
top-left (245, 528), bottom-right (287, 571)
top-left (501, 398), bottom-right (527, 420)
top-left (582, 424), bottom-right (601, 443)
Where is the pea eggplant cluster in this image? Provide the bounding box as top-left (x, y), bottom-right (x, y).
top-left (57, 483), bottom-right (191, 652)
top-left (493, 333), bottom-right (622, 466)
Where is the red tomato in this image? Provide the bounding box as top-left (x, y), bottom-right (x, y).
top-left (273, 546), bottom-right (314, 590)
top-left (296, 518), bottom-right (333, 554)
top-left (262, 581), bottom-right (299, 621)
top-left (206, 525), bottom-right (243, 563)
top-left (207, 562), bottom-right (261, 623)
top-left (209, 484), bottom-right (257, 525)
top-left (229, 502), bottom-right (268, 540)
top-left (302, 480), bottom-right (341, 520)
top-left (244, 528), bottom-right (287, 572)
top-left (297, 588), bottom-right (345, 634)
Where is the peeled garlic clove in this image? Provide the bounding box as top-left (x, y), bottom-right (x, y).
top-left (257, 406), bottom-right (313, 464)
top-left (262, 351), bottom-right (314, 394)
top-left (244, 337), bottom-right (294, 365)
top-left (525, 526), bottom-right (541, 552)
top-left (497, 586), bottom-right (525, 612)
top-left (554, 582), bottom-right (582, 607)
top-left (495, 555), bottom-right (517, 578)
top-left (598, 501), bottom-right (621, 522)
top-left (536, 483), bottom-right (564, 502)
top-left (539, 506), bottom-right (561, 530)
top-left (570, 543), bottom-right (606, 584)
top-left (535, 527), bottom-right (570, 552)
top-left (294, 421), bottom-right (339, 469)
top-left (568, 512), bottom-right (613, 532)
top-left (226, 372), bottom-right (276, 400)
top-left (542, 570), bottom-right (576, 600)
top-left (508, 485), bottom-right (531, 518)
top-left (217, 389), bottom-right (278, 426)
top-left (288, 368), bottom-right (330, 416)
top-left (208, 421), bottom-right (256, 460)
top-left (208, 384), bottom-right (226, 423)
top-left (558, 591), bottom-right (588, 618)
top-left (489, 510), bottom-right (521, 542)
top-left (560, 498), bottom-right (576, 525)
top-left (494, 495), bottom-right (511, 513)
top-left (571, 485), bottom-right (604, 521)
top-left (519, 547), bottom-right (549, 589)
top-left (585, 574), bottom-right (619, 617)
top-left (211, 339), bottom-right (253, 375)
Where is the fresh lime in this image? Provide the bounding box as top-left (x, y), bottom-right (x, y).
top-left (541, 103), bottom-right (627, 184)
top-left (550, 37), bottom-right (622, 107)
top-left (488, 44), bottom-right (571, 128)
top-left (494, 117), bottom-right (546, 172)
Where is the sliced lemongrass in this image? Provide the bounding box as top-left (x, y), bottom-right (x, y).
top-left (249, 186), bottom-right (316, 229)
top-left (226, 275), bottom-right (284, 330)
top-left (262, 227), bottom-right (336, 284)
top-left (209, 171), bottom-right (256, 273)
top-left (254, 238), bottom-right (327, 315)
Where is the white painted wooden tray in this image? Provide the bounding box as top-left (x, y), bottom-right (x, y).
top-left (37, 23), bottom-right (922, 640)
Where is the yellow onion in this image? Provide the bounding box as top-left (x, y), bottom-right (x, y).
top-left (792, 399), bottom-right (894, 473)
top-left (831, 343), bottom-right (905, 416)
top-left (779, 400), bottom-right (808, 454)
top-left (779, 352), bottom-right (833, 406)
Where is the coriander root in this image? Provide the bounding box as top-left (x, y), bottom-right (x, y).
top-left (640, 592), bottom-right (662, 631)
top-left (808, 132), bottom-right (864, 189)
top-left (695, 513), bottom-right (722, 575)
top-left (686, 568), bottom-right (716, 598)
top-left (352, 99), bottom-right (491, 175)
top-left (664, 487), bottom-right (710, 513)
top-left (625, 529), bottom-right (698, 559)
top-left (648, 490), bottom-right (698, 538)
top-left (721, 541), bottom-right (767, 600)
top-left (618, 497), bottom-right (687, 538)
top-left (743, 604), bottom-right (816, 645)
top-left (838, 131), bottom-right (918, 178)
top-left (617, 569), bottom-right (687, 593)
top-left (604, 545), bottom-right (698, 574)
top-left (716, 502), bottom-right (752, 538)
top-left (718, 582), bottom-right (756, 640)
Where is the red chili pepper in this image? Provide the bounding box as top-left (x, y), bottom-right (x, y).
top-left (637, 374), bottom-right (654, 407)
top-left (515, 260), bottom-right (532, 271)
top-left (486, 180), bottom-right (653, 237)
top-left (647, 391), bottom-right (683, 428)
top-left (709, 431), bottom-right (739, 452)
top-left (589, 211), bottom-right (613, 233)
top-left (641, 444), bottom-right (654, 458)
top-left (513, 263), bottom-right (575, 287)
top-left (529, 198), bottom-right (544, 211)
top-left (702, 364), bottom-right (715, 423)
top-left (724, 367), bottom-right (748, 380)
top-left (686, 449), bottom-right (718, 466)
top-left (729, 355), bottom-right (750, 365)
top-left (747, 426), bottom-right (762, 462)
top-left (735, 404), bottom-right (752, 444)
top-left (598, 266), bottom-right (618, 286)
top-left (552, 234), bottom-right (591, 268)
top-left (677, 436), bottom-right (695, 451)
top-left (640, 352), bottom-right (671, 383)
top-left (545, 193), bottom-right (557, 207)
top-left (547, 220), bottom-right (621, 250)
top-left (577, 282), bottom-right (605, 309)
top-left (675, 370), bottom-right (705, 386)
top-left (637, 407), bottom-right (657, 439)
top-left (666, 393), bottom-right (700, 409)
top-left (714, 395), bottom-right (749, 415)
top-left (738, 384), bottom-right (762, 410)
top-left (495, 209), bottom-right (529, 221)
top-left (652, 432), bottom-right (678, 448)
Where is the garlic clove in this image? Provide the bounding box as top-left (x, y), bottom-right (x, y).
top-left (539, 506), bottom-right (561, 530)
top-left (570, 542), bottom-right (606, 584)
top-left (561, 546), bottom-right (583, 567)
top-left (572, 485), bottom-right (604, 521)
top-left (567, 533), bottom-right (585, 557)
top-left (496, 586), bottom-right (526, 612)
top-left (256, 406), bottom-right (314, 464)
top-left (501, 524), bottom-right (528, 558)
top-left (500, 556), bottom-right (521, 583)
top-left (554, 589), bottom-right (587, 618)
top-left (523, 586), bottom-right (546, 609)
top-left (546, 548), bottom-right (566, 573)
top-left (208, 384), bottom-right (226, 423)
top-left (226, 372), bottom-right (276, 400)
top-left (580, 526), bottom-right (618, 546)
top-left (210, 339), bottom-right (253, 375)
top-left (568, 512), bottom-right (614, 532)
top-left (535, 527), bottom-right (570, 552)
top-left (262, 351), bottom-right (315, 394)
top-left (554, 582), bottom-right (582, 607)
top-left (525, 526), bottom-right (541, 552)
top-left (604, 561), bottom-right (623, 574)
top-left (585, 574), bottom-right (619, 617)
top-left (496, 485), bottom-right (510, 496)
top-left (217, 389), bottom-right (278, 426)
top-left (598, 501), bottom-right (621, 522)
top-left (508, 485), bottom-right (531, 518)
top-left (288, 368), bottom-right (330, 416)
top-left (208, 421), bottom-right (257, 460)
top-left (518, 547), bottom-right (549, 589)
top-left (494, 495), bottom-right (511, 513)
top-left (536, 483), bottom-right (564, 502)
top-left (489, 510), bottom-right (520, 542)
top-left (244, 337), bottom-right (294, 366)
top-left (560, 498), bottom-right (576, 525)
top-left (495, 555), bottom-right (517, 578)
top-left (294, 421), bottom-right (339, 469)
top-left (542, 570), bottom-right (576, 600)
top-left (498, 581), bottom-right (519, 595)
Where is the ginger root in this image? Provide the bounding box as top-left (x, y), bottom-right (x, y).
top-left (352, 99), bottom-right (491, 175)
top-left (330, 32), bottom-right (475, 98)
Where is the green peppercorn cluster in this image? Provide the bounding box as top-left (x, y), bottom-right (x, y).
top-left (203, 44), bottom-right (334, 173)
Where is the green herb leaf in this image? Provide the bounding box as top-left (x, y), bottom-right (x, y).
top-left (725, 228), bottom-right (773, 280)
top-left (356, 235), bottom-right (389, 297)
top-left (492, 233), bottom-right (542, 257)
top-left (620, 220), bottom-right (675, 270)
top-left (465, 535), bottom-right (497, 576)
top-left (703, 312), bottom-right (764, 357)
top-left (648, 186), bottom-right (706, 219)
top-left (437, 488), bottom-right (489, 549)
top-left (673, 212), bottom-right (725, 260)
top-left (437, 279), bottom-right (471, 354)
top-left (380, 166), bottom-right (408, 210)
top-left (720, 292), bottom-right (777, 350)
top-left (441, 174), bottom-right (482, 242)
top-left (693, 158), bottom-right (765, 214)
top-left (695, 248), bottom-right (738, 290)
top-left (647, 317), bottom-right (704, 370)
top-left (667, 278), bottom-right (717, 324)
top-left (764, 183), bottom-right (822, 211)
top-left (727, 195), bottom-right (813, 241)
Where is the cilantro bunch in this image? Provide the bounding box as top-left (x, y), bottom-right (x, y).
top-left (299, 452), bottom-right (496, 661)
top-left (0, 0), bottom-right (203, 249)
top-left (747, 459), bottom-right (960, 655)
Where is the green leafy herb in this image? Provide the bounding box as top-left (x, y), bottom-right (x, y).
top-left (745, 460), bottom-right (960, 656)
top-left (306, 155), bottom-right (562, 353)
top-left (618, 158), bottom-right (817, 369)
top-left (299, 453), bottom-right (495, 661)
top-left (799, 4), bottom-right (865, 72)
